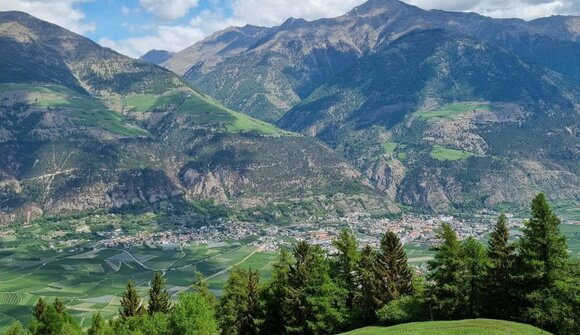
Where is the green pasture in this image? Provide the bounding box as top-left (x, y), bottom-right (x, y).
top-left (0, 83), bottom-right (148, 136)
top-left (342, 319), bottom-right (549, 335)
top-left (417, 103), bottom-right (491, 121)
top-left (431, 145), bottom-right (475, 161)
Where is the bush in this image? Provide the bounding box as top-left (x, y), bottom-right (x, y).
top-left (376, 295), bottom-right (425, 326)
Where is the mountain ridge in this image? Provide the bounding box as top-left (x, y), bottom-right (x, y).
top-left (0, 11), bottom-right (384, 224)
top-left (149, 0), bottom-right (580, 211)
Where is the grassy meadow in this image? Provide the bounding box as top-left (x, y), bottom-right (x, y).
top-left (342, 319), bottom-right (550, 335)
top-left (417, 103), bottom-right (491, 121)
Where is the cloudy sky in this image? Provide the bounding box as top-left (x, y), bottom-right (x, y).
top-left (1, 0), bottom-right (579, 58)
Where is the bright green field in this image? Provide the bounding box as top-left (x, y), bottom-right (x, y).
top-left (561, 224), bottom-right (580, 258)
top-left (418, 103), bottom-right (491, 121)
top-left (0, 83), bottom-right (148, 136)
top-left (342, 319), bottom-right (549, 335)
top-left (121, 92), bottom-right (183, 113)
top-left (175, 92), bottom-right (285, 135)
top-left (381, 142), bottom-right (408, 161)
top-left (431, 145), bottom-right (475, 161)
top-left (381, 142), bottom-right (398, 156)
top-left (0, 242), bottom-right (276, 330)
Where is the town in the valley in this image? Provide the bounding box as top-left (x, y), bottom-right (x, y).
top-left (50, 210), bottom-right (572, 256)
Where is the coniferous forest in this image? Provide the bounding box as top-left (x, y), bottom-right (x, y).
top-left (4, 194), bottom-right (579, 335)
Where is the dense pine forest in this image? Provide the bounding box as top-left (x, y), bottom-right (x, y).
top-left (3, 194), bottom-right (579, 335)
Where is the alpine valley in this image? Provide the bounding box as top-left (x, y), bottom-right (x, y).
top-left (0, 1), bottom-right (579, 334)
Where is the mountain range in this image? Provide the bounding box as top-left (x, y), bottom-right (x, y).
top-left (0, 11), bottom-right (383, 225)
top-left (0, 0), bottom-right (579, 224)
top-left (152, 0), bottom-right (580, 212)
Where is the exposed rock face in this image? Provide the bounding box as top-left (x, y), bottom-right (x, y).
top-left (0, 11), bottom-right (383, 224)
top-left (157, 0), bottom-right (580, 212)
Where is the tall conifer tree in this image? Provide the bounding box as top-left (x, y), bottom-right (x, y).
top-left (376, 231), bottom-right (413, 304)
top-left (485, 213), bottom-right (516, 319)
top-left (332, 229), bottom-right (360, 309)
top-left (427, 223), bottom-right (464, 319)
top-left (33, 298), bottom-right (46, 320)
top-left (355, 245), bottom-right (382, 325)
top-left (516, 193), bottom-right (570, 331)
top-left (120, 280), bottom-right (143, 319)
top-left (148, 271), bottom-right (171, 315)
top-left (461, 236), bottom-right (488, 318)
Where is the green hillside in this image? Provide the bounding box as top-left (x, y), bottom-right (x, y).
top-left (342, 319), bottom-right (550, 335)
top-left (0, 11), bottom-right (379, 225)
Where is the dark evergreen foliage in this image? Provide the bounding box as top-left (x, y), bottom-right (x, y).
top-left (376, 231), bottom-right (414, 304)
top-left (427, 223), bottom-right (464, 319)
top-left (484, 213), bottom-right (516, 319)
top-left (5, 193), bottom-right (579, 335)
top-left (120, 280), bottom-right (143, 319)
top-left (148, 271), bottom-right (171, 315)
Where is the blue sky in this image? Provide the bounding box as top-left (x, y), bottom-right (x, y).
top-left (1, 0), bottom-right (579, 58)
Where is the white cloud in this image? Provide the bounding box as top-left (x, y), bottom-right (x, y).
top-left (406, 0), bottom-right (580, 21)
top-left (117, 0), bottom-right (580, 59)
top-left (139, 0), bottom-right (200, 21)
top-left (121, 5), bottom-right (130, 16)
top-left (0, 0), bottom-right (96, 34)
top-left (100, 9), bottom-right (239, 57)
top-left (230, 0), bottom-right (367, 26)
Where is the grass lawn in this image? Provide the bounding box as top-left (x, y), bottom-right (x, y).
top-left (342, 319), bottom-right (549, 335)
top-left (431, 145), bottom-right (475, 161)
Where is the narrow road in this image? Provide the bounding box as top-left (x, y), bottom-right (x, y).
top-left (174, 244), bottom-right (263, 295)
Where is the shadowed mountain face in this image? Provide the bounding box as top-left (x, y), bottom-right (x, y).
top-left (140, 50), bottom-right (174, 66)
top-left (0, 11), bottom-right (381, 224)
top-left (157, 0), bottom-right (580, 211)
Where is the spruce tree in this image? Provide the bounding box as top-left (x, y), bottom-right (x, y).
top-left (120, 280), bottom-right (143, 319)
top-left (240, 269), bottom-right (260, 335)
top-left (33, 298), bottom-right (46, 320)
top-left (331, 229), bottom-right (360, 309)
top-left (354, 245), bottom-right (382, 325)
top-left (53, 297), bottom-right (66, 314)
top-left (484, 213), bottom-right (516, 319)
top-left (285, 240), bottom-right (344, 334)
top-left (219, 267), bottom-right (249, 335)
top-left (148, 271), bottom-right (171, 315)
top-left (376, 231), bottom-right (413, 304)
top-left (427, 223), bottom-right (464, 319)
top-left (193, 270), bottom-right (218, 310)
top-left (516, 193), bottom-right (571, 331)
top-left (88, 312), bottom-right (104, 335)
top-left (262, 249), bottom-right (292, 335)
top-left (461, 236), bottom-right (488, 318)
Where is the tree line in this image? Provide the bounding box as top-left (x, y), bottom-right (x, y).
top-left (3, 194), bottom-right (579, 335)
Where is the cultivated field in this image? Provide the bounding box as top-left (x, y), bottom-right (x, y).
top-left (0, 241), bottom-right (276, 329)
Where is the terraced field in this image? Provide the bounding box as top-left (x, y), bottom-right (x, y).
top-left (0, 242), bottom-right (276, 329)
